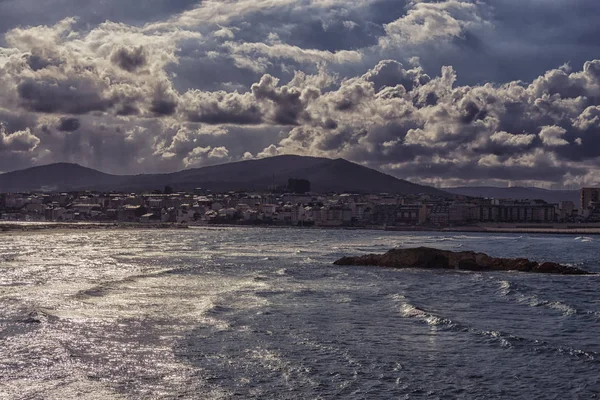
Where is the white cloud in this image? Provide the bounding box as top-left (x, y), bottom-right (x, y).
top-left (490, 131), bottom-right (535, 147)
top-left (226, 41), bottom-right (363, 65)
top-left (208, 146), bottom-right (229, 158)
top-left (381, 0), bottom-right (484, 46)
top-left (183, 146), bottom-right (212, 167)
top-left (539, 125), bottom-right (569, 146)
top-left (256, 144), bottom-right (280, 158)
top-left (0, 127), bottom-right (40, 152)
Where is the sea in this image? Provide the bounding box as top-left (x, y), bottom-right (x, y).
top-left (0, 227), bottom-right (599, 399)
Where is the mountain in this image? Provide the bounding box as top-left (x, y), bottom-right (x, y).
top-left (0, 163), bottom-right (127, 193)
top-left (445, 186), bottom-right (580, 205)
top-left (0, 155), bottom-right (448, 196)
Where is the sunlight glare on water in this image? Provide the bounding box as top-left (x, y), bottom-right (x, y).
top-left (1, 228), bottom-right (599, 399)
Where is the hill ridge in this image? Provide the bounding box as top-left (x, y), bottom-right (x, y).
top-left (0, 155), bottom-right (447, 196)
top-left (445, 186), bottom-right (579, 205)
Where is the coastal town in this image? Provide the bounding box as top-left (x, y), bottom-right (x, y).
top-left (1, 182), bottom-right (599, 229)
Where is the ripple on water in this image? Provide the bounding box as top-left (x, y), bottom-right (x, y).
top-left (1, 229), bottom-right (600, 398)
top-left (390, 292), bottom-right (600, 362)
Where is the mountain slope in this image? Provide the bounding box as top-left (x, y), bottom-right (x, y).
top-left (292, 158), bottom-right (434, 194)
top-left (0, 163), bottom-right (126, 193)
top-left (445, 186), bottom-right (579, 205)
top-left (0, 155), bottom-right (447, 195)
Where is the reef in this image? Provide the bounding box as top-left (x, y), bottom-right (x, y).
top-left (333, 247), bottom-right (591, 275)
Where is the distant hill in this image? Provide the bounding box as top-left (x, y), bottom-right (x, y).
top-left (0, 163), bottom-right (127, 193)
top-left (0, 155), bottom-right (448, 196)
top-left (445, 186), bottom-right (580, 205)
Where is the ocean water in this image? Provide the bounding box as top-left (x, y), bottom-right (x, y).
top-left (0, 227), bottom-right (599, 399)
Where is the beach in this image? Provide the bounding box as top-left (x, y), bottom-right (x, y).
top-left (2, 221), bottom-right (600, 236)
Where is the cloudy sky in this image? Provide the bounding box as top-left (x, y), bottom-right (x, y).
top-left (1, 0), bottom-right (599, 188)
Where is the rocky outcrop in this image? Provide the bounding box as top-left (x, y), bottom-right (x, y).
top-left (333, 247), bottom-right (591, 275)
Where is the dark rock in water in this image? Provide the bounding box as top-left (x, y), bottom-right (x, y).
top-left (333, 247), bottom-right (591, 275)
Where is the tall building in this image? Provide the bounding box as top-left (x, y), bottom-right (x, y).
top-left (580, 187), bottom-right (600, 212)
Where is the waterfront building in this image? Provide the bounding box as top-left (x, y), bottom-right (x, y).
top-left (430, 205), bottom-right (450, 226)
top-left (478, 200), bottom-right (555, 223)
top-left (580, 187), bottom-right (600, 214)
top-left (449, 203), bottom-right (479, 224)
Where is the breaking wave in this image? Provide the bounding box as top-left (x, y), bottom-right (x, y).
top-left (495, 280), bottom-right (599, 318)
top-left (391, 295), bottom-right (598, 362)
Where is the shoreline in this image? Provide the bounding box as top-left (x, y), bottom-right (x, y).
top-left (1, 221), bottom-right (600, 236)
top-left (439, 224), bottom-right (600, 235)
top-left (0, 222), bottom-right (189, 234)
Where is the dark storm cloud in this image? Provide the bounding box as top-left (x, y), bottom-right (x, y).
top-left (17, 78), bottom-right (113, 114)
top-left (2, 0), bottom-right (600, 186)
top-left (57, 117), bottom-right (80, 132)
top-left (251, 74), bottom-right (320, 125)
top-left (179, 72), bottom-right (323, 126)
top-left (24, 53), bottom-right (60, 71)
top-left (0, 108), bottom-right (37, 133)
top-left (110, 46), bottom-right (148, 72)
top-left (149, 82), bottom-right (178, 116)
top-left (150, 99), bottom-right (177, 116)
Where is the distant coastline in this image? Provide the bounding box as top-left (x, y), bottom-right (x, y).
top-left (0, 222), bottom-right (189, 234)
top-left (2, 221), bottom-right (600, 236)
top-left (442, 224), bottom-right (600, 235)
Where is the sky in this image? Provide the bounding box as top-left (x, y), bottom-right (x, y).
top-left (0, 0), bottom-right (600, 189)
